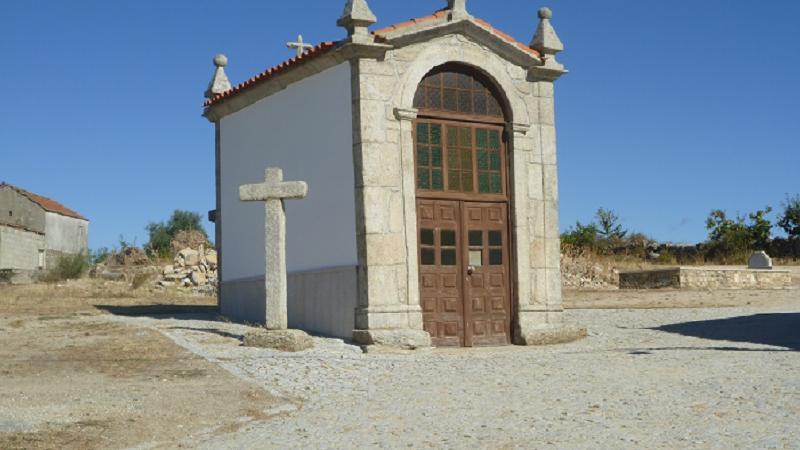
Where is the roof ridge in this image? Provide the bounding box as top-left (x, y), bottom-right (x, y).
top-left (204, 41), bottom-right (338, 107)
top-left (1, 183), bottom-right (88, 221)
top-left (204, 12), bottom-right (539, 108)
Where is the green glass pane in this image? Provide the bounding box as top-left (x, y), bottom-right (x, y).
top-left (489, 130), bottom-right (500, 149)
top-left (430, 124), bottom-right (442, 145)
top-left (476, 129), bottom-right (488, 148)
top-left (489, 249), bottom-right (503, 266)
top-left (477, 150), bottom-right (489, 170)
top-left (421, 229), bottom-right (435, 246)
top-left (461, 149), bottom-right (472, 170)
top-left (461, 173), bottom-right (474, 192)
top-left (417, 123), bottom-right (429, 143)
top-left (417, 169), bottom-right (430, 189)
top-left (448, 148), bottom-right (460, 169)
top-left (459, 128), bottom-right (472, 147)
top-left (421, 248), bottom-right (435, 265)
top-left (431, 169), bottom-right (444, 190)
top-left (431, 147), bottom-right (442, 168)
top-left (478, 173), bottom-right (490, 193)
top-left (458, 90), bottom-right (471, 113)
top-left (441, 249), bottom-right (457, 266)
top-left (447, 127), bottom-right (458, 147)
top-left (417, 147), bottom-right (429, 167)
top-left (490, 173), bottom-right (502, 193)
top-left (443, 89), bottom-right (458, 111)
top-left (489, 231), bottom-right (502, 246)
top-left (490, 152), bottom-right (501, 171)
top-left (448, 171), bottom-right (461, 191)
top-left (469, 230), bottom-right (482, 246)
top-left (427, 87), bottom-right (441, 109)
top-left (441, 230), bottom-right (456, 246)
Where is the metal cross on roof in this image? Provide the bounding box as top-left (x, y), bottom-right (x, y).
top-left (286, 35), bottom-right (314, 57)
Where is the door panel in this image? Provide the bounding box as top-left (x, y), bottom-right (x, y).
top-left (462, 202), bottom-right (511, 346)
top-left (417, 200), bottom-right (511, 347)
top-left (417, 199), bottom-right (464, 347)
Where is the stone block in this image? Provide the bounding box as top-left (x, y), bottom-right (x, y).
top-left (364, 234), bottom-right (406, 266)
top-left (361, 187), bottom-right (403, 234)
top-left (540, 125), bottom-right (558, 165)
top-left (542, 164), bottom-right (559, 202)
top-left (515, 323), bottom-right (587, 346)
top-left (527, 163), bottom-right (544, 200)
top-left (352, 329), bottom-right (431, 350)
top-left (242, 329), bottom-right (313, 352)
top-left (748, 251), bottom-right (773, 270)
top-left (178, 248), bottom-right (200, 267)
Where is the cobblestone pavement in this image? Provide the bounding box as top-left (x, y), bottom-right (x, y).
top-left (115, 304), bottom-right (800, 449)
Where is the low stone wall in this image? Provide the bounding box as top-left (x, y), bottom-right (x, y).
top-left (679, 267), bottom-right (792, 290)
top-left (619, 268), bottom-right (681, 289)
top-left (619, 267), bottom-right (792, 290)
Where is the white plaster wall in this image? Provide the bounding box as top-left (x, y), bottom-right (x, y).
top-left (287, 266), bottom-right (357, 339)
top-left (220, 62), bottom-right (356, 282)
top-left (44, 213), bottom-right (89, 254)
top-left (0, 226), bottom-right (45, 270)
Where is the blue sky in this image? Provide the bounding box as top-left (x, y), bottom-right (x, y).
top-left (2, 0), bottom-right (798, 249)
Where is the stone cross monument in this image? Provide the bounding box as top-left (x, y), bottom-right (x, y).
top-left (286, 35), bottom-right (314, 57)
top-left (239, 167), bottom-right (308, 329)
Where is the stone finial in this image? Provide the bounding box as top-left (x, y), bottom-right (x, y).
top-left (204, 54), bottom-right (232, 99)
top-left (531, 7), bottom-right (564, 55)
top-left (337, 0), bottom-right (377, 43)
top-left (447, 0), bottom-right (470, 21)
top-left (530, 7), bottom-right (565, 75)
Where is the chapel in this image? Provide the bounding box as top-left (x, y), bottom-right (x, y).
top-left (203, 0), bottom-right (580, 347)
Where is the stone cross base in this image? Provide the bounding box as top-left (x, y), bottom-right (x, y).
top-left (352, 329), bottom-right (432, 350)
top-left (243, 329), bottom-right (314, 352)
top-left (514, 323), bottom-right (587, 346)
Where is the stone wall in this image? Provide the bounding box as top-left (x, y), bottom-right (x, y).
top-left (44, 212), bottom-right (88, 255)
top-left (352, 32), bottom-right (565, 339)
top-left (619, 267), bottom-right (792, 290)
top-left (0, 186), bottom-right (46, 234)
top-left (680, 267), bottom-right (792, 290)
top-left (0, 225), bottom-right (45, 271)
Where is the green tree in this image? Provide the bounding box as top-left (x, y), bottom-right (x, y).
top-left (705, 207), bottom-right (773, 261)
top-left (748, 207), bottom-right (773, 249)
top-left (561, 221), bottom-right (600, 250)
top-left (778, 194), bottom-right (800, 239)
top-left (595, 208), bottom-right (627, 241)
top-left (146, 210), bottom-right (207, 257)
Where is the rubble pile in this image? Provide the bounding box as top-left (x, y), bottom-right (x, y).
top-left (560, 251), bottom-right (619, 290)
top-left (157, 246), bottom-right (218, 294)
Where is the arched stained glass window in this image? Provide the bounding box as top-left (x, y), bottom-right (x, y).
top-left (413, 65), bottom-right (505, 120)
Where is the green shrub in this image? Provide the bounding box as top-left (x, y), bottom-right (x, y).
top-left (43, 252), bottom-right (90, 282)
top-left (146, 210), bottom-right (208, 257)
top-left (778, 194), bottom-right (800, 239)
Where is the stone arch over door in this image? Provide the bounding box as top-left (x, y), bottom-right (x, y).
top-left (406, 62), bottom-right (516, 347)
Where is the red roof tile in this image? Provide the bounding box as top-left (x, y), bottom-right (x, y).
top-left (204, 13), bottom-right (538, 108)
top-left (0, 183), bottom-right (88, 221)
top-left (204, 41), bottom-right (338, 107)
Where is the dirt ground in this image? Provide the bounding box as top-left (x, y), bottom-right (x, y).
top-left (0, 272), bottom-right (797, 449)
top-left (0, 280), bottom-right (284, 450)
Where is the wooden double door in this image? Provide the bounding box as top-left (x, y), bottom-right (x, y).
top-left (417, 199), bottom-right (512, 347)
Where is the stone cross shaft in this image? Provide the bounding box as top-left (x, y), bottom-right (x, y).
top-left (240, 168), bottom-right (308, 330)
top-left (287, 35), bottom-right (314, 57)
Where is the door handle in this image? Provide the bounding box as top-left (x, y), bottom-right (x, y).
top-left (467, 265), bottom-right (476, 275)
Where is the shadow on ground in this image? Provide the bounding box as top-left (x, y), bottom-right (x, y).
top-left (94, 304), bottom-right (220, 320)
top-left (652, 313), bottom-right (800, 351)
